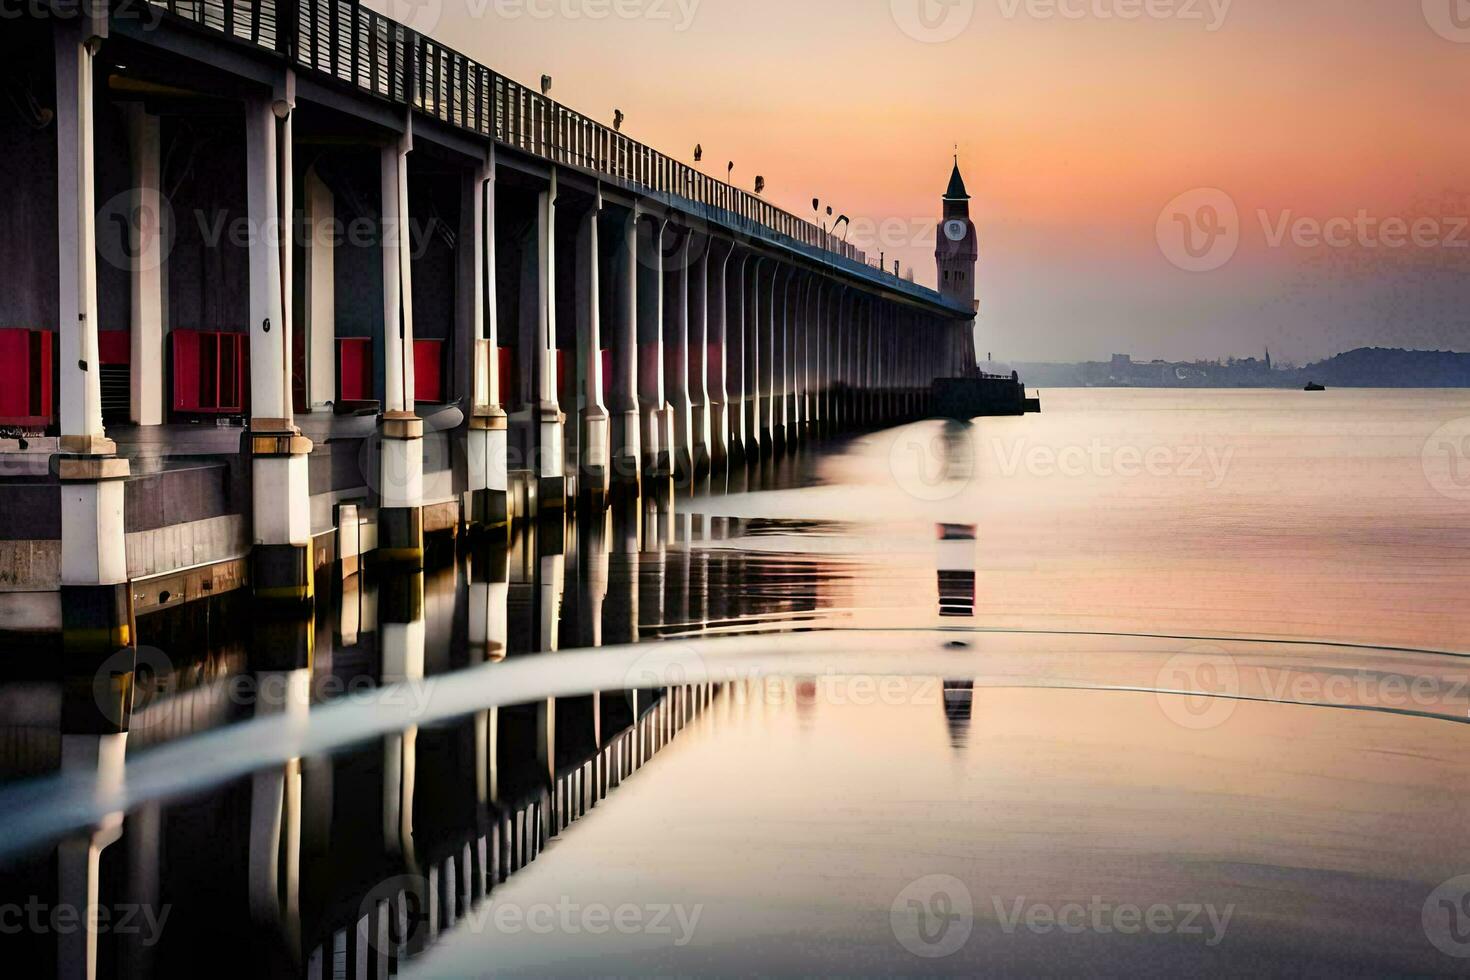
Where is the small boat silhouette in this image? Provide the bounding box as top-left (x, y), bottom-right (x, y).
top-left (1305, 382), bottom-right (1327, 392)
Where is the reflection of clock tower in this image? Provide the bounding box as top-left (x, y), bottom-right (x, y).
top-left (936, 157), bottom-right (978, 311)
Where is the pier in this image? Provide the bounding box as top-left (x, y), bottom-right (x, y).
top-left (0, 1), bottom-right (996, 637)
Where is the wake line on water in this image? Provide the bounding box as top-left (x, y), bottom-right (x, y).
top-left (1, 628), bottom-right (1465, 863)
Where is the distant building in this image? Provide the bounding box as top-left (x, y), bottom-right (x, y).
top-left (935, 158), bottom-right (978, 312)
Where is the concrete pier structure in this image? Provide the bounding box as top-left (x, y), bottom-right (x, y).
top-left (0, 1), bottom-right (1005, 629)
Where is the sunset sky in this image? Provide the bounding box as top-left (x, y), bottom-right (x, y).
top-left (372, 0), bottom-right (1470, 364)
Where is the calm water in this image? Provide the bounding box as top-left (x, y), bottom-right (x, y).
top-left (3, 388), bottom-right (1469, 976)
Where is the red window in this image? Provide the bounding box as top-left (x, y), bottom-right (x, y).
top-left (413, 339), bottom-right (444, 404)
top-left (171, 330), bottom-right (244, 414)
top-left (337, 338), bottom-right (373, 403)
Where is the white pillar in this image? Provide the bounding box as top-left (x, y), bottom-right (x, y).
top-left (576, 193), bottom-right (610, 504)
top-left (609, 208), bottom-right (640, 492)
top-left (706, 241), bottom-right (733, 469)
top-left (688, 238), bottom-right (711, 475)
top-left (304, 168), bottom-right (336, 411)
top-left (468, 148), bottom-right (509, 526)
top-left (56, 25), bottom-right (104, 446)
top-left (379, 126), bottom-right (424, 559)
top-left (56, 21), bottom-right (130, 593)
top-left (126, 105), bottom-right (164, 426)
top-left (246, 88), bottom-right (313, 599)
top-left (534, 169), bottom-right (565, 509)
top-left (637, 215), bottom-right (669, 478)
top-left (664, 229), bottom-right (693, 480)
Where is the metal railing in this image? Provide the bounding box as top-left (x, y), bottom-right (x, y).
top-left (144, 0), bottom-right (903, 280)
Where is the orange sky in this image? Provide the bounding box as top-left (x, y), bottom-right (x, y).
top-left (373, 0), bottom-right (1470, 362)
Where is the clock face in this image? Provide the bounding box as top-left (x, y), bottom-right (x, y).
top-left (943, 219), bottom-right (968, 243)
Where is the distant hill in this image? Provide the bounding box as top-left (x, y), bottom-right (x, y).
top-left (1302, 348), bottom-right (1470, 388)
top-left (1013, 348), bottom-right (1470, 389)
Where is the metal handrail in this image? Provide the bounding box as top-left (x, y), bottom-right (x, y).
top-left (142, 0), bottom-right (926, 287)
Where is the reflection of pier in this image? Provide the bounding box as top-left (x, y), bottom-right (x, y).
top-left (0, 493), bottom-right (748, 978)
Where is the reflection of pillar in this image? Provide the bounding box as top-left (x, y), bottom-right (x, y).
top-left (56, 20), bottom-right (132, 647)
top-left (121, 802), bottom-right (161, 980)
top-left (379, 125), bottom-right (424, 562)
top-left (470, 540), bottom-right (510, 811)
top-left (247, 607), bottom-right (311, 958)
top-left (608, 208), bottom-right (641, 495)
top-left (126, 104), bottom-right (164, 426)
top-left (57, 733), bottom-right (127, 980)
top-left (380, 569), bottom-right (425, 870)
top-left (467, 149), bottom-right (509, 529)
top-left (576, 192), bottom-right (610, 507)
top-left (536, 521), bottom-right (565, 831)
top-left (938, 523), bottom-right (977, 747)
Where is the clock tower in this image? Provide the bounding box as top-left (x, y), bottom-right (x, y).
top-left (935, 157), bottom-right (978, 311)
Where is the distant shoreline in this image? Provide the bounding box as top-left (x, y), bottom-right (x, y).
top-left (1009, 348), bottom-right (1470, 390)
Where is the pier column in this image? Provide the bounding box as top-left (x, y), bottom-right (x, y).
top-left (576, 190), bottom-right (610, 508)
top-left (528, 170), bottom-right (566, 514)
top-left (687, 235), bottom-right (712, 478)
top-left (746, 258), bottom-right (770, 461)
top-left (806, 280), bottom-right (822, 435)
top-left (247, 86), bottom-right (315, 600)
top-left (303, 167), bottom-right (337, 412)
top-left (705, 240), bottom-right (734, 471)
top-left (760, 265), bottom-right (779, 454)
top-left (608, 207), bottom-right (641, 496)
top-left (467, 148), bottom-right (509, 529)
top-left (725, 251), bottom-right (750, 466)
top-left (55, 18), bottom-right (132, 628)
top-left (663, 226), bottom-right (694, 483)
top-left (771, 267), bottom-right (788, 453)
top-left (379, 126), bottom-right (423, 561)
top-left (636, 214), bottom-right (671, 482)
top-left (125, 104), bottom-right (164, 426)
